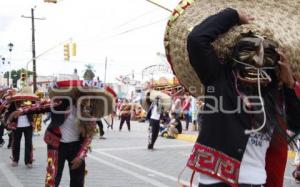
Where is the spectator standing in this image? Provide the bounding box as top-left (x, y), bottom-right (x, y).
top-left (182, 93), bottom-right (191, 130)
top-left (170, 96), bottom-right (181, 119)
top-left (146, 96), bottom-right (164, 150)
top-left (119, 99), bottom-right (131, 132)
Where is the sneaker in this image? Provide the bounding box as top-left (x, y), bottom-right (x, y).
top-left (26, 164), bottom-right (33, 168)
top-left (0, 140), bottom-right (5, 147)
top-left (11, 162), bottom-right (18, 167)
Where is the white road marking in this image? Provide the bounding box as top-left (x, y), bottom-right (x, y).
top-left (93, 150), bottom-right (197, 187)
top-left (0, 163), bottom-right (24, 187)
top-left (88, 154), bottom-right (170, 187)
top-left (93, 144), bottom-right (193, 152)
top-left (284, 176), bottom-right (294, 181)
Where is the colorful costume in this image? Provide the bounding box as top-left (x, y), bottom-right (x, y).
top-left (4, 88), bottom-right (40, 167)
top-left (44, 80), bottom-right (115, 187)
top-left (164, 1), bottom-right (300, 186)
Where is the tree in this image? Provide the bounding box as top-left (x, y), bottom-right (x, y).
top-left (83, 64), bottom-right (95, 81)
top-left (4, 68), bottom-right (33, 88)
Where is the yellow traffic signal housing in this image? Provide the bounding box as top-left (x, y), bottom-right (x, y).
top-left (64, 44), bottom-right (70, 61)
top-left (44, 0), bottom-right (57, 3)
top-left (72, 43), bottom-right (76, 56)
top-left (21, 73), bottom-right (27, 81)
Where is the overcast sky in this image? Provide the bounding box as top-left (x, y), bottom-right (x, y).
top-left (0, 0), bottom-right (180, 83)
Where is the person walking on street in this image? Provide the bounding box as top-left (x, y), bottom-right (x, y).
top-left (5, 100), bottom-right (34, 168)
top-left (182, 93), bottom-right (191, 130)
top-left (96, 119), bottom-right (106, 139)
top-left (170, 96), bottom-right (181, 119)
top-left (119, 99), bottom-right (132, 132)
top-left (0, 122), bottom-right (5, 147)
top-left (42, 80), bottom-right (114, 187)
top-left (146, 96), bottom-right (164, 150)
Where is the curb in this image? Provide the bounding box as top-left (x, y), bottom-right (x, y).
top-left (176, 134), bottom-right (197, 142)
top-left (176, 134), bottom-right (296, 159)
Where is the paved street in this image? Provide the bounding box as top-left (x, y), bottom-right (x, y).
top-left (0, 119), bottom-right (299, 187)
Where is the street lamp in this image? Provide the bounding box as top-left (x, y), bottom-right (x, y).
top-left (8, 43), bottom-right (14, 52)
top-left (1, 57), bottom-right (6, 86)
top-left (8, 43), bottom-right (14, 87)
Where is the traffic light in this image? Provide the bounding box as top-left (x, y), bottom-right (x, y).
top-left (64, 44), bottom-right (70, 61)
top-left (44, 0), bottom-right (57, 3)
top-left (72, 43), bottom-right (76, 56)
top-left (21, 73), bottom-right (27, 81)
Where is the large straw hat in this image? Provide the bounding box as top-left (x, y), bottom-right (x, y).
top-left (48, 80), bottom-right (115, 118)
top-left (6, 87), bottom-right (39, 102)
top-left (164, 0), bottom-right (300, 97)
top-left (0, 88), bottom-right (16, 99)
top-left (142, 90), bottom-right (172, 111)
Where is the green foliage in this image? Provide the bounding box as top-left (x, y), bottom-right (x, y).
top-left (83, 64), bottom-right (95, 81)
top-left (3, 68), bottom-right (33, 87)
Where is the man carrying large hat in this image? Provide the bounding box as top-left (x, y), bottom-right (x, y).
top-left (4, 87), bottom-right (39, 168)
top-left (0, 88), bottom-right (15, 147)
top-left (43, 80), bottom-right (115, 187)
top-left (0, 88), bottom-right (16, 148)
top-left (165, 0), bottom-right (300, 186)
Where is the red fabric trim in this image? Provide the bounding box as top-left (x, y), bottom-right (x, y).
top-left (45, 149), bottom-right (59, 187)
top-left (265, 114), bottom-right (288, 187)
top-left (187, 143), bottom-right (240, 187)
top-left (56, 80), bottom-right (83, 88)
top-left (294, 81), bottom-right (300, 98)
top-left (7, 122), bottom-right (17, 130)
top-left (44, 130), bottom-right (61, 149)
top-left (105, 86), bottom-right (117, 98)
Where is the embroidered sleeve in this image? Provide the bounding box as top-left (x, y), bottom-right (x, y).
top-left (76, 137), bottom-right (92, 159)
top-left (187, 8), bottom-right (239, 85)
top-left (17, 100), bottom-right (61, 116)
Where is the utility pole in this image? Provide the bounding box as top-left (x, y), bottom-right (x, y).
top-left (104, 56), bottom-right (107, 83)
top-left (21, 8), bottom-right (45, 93)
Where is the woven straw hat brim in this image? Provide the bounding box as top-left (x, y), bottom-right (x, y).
top-left (164, 0), bottom-right (300, 97)
top-left (0, 88), bottom-right (16, 99)
top-left (49, 87), bottom-right (115, 118)
top-left (143, 90), bottom-right (172, 110)
top-left (7, 94), bottom-right (39, 102)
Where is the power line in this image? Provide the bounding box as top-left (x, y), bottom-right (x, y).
top-left (111, 10), bottom-right (157, 30)
top-left (95, 17), bottom-right (168, 43)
